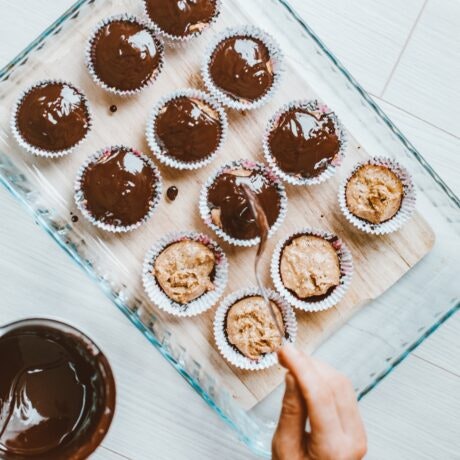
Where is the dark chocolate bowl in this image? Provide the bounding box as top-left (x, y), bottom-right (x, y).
top-left (0, 319), bottom-right (116, 460)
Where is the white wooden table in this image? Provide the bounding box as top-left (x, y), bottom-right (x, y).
top-left (1, 1), bottom-right (459, 459)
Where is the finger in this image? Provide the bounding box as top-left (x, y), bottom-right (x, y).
top-left (277, 344), bottom-right (342, 434)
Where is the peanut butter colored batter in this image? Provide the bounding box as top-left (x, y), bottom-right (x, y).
top-left (345, 164), bottom-right (403, 224)
top-left (226, 296), bottom-right (284, 360)
top-left (154, 240), bottom-right (215, 304)
top-left (280, 235), bottom-right (340, 299)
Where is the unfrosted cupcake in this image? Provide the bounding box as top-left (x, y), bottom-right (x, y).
top-left (143, 0), bottom-right (220, 42)
top-left (202, 26), bottom-right (283, 110)
top-left (199, 160), bottom-right (287, 246)
top-left (263, 100), bottom-right (346, 185)
top-left (11, 80), bottom-right (91, 157)
top-left (146, 89), bottom-right (227, 169)
top-left (86, 14), bottom-right (164, 95)
top-left (339, 157), bottom-right (416, 235)
top-left (75, 145), bottom-right (162, 232)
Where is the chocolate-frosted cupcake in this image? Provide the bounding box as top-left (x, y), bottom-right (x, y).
top-left (264, 100), bottom-right (346, 185)
top-left (200, 160), bottom-right (287, 246)
top-left (11, 80), bottom-right (91, 157)
top-left (146, 89), bottom-right (227, 169)
top-left (271, 228), bottom-right (353, 311)
top-left (339, 157), bottom-right (416, 235)
top-left (202, 26), bottom-right (283, 110)
top-left (143, 231), bottom-right (228, 317)
top-left (86, 14), bottom-right (164, 95)
top-left (75, 145), bottom-right (162, 232)
top-left (214, 287), bottom-right (297, 370)
top-left (143, 0), bottom-right (220, 42)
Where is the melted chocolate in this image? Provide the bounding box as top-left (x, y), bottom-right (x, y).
top-left (269, 107), bottom-right (340, 178)
top-left (91, 20), bottom-right (162, 91)
top-left (208, 170), bottom-right (280, 240)
top-left (82, 147), bottom-right (158, 227)
top-left (155, 96), bottom-right (222, 162)
top-left (0, 320), bottom-right (115, 459)
top-left (166, 185), bottom-right (178, 201)
top-left (16, 82), bottom-right (89, 152)
top-left (144, 0), bottom-right (216, 37)
top-left (209, 36), bottom-right (274, 102)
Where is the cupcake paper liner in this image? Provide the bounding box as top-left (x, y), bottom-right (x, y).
top-left (271, 228), bottom-right (353, 312)
top-left (201, 25), bottom-right (284, 111)
top-left (263, 99), bottom-right (347, 186)
top-left (10, 79), bottom-right (92, 158)
top-left (142, 0), bottom-right (222, 46)
top-left (338, 156), bottom-right (416, 235)
top-left (145, 88), bottom-right (228, 170)
top-left (74, 145), bottom-right (162, 233)
top-left (214, 287), bottom-right (297, 370)
top-left (199, 159), bottom-right (288, 247)
top-left (142, 231), bottom-right (228, 317)
top-left (85, 14), bottom-right (165, 97)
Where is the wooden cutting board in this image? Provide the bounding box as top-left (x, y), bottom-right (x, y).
top-left (0, 0), bottom-right (434, 410)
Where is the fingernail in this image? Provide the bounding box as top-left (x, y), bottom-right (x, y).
top-left (285, 373), bottom-right (296, 392)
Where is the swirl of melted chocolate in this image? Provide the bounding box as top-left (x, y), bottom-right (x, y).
top-left (90, 19), bottom-right (162, 91)
top-left (209, 36), bottom-right (274, 102)
top-left (81, 147), bottom-right (158, 227)
top-left (207, 169), bottom-right (280, 240)
top-left (16, 82), bottom-right (90, 152)
top-left (0, 320), bottom-right (115, 459)
top-left (268, 107), bottom-right (340, 178)
top-left (155, 96), bottom-right (222, 162)
top-left (144, 0), bottom-right (217, 37)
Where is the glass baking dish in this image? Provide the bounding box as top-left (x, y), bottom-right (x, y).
top-left (0, 0), bottom-right (458, 457)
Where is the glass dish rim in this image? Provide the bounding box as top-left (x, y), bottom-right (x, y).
top-left (0, 0), bottom-right (459, 457)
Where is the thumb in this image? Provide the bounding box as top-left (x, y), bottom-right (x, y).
top-left (272, 373), bottom-right (307, 459)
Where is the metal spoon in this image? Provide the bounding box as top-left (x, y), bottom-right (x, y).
top-left (241, 183), bottom-right (284, 338)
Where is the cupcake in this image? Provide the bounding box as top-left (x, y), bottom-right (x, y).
top-left (214, 287), bottom-right (297, 370)
top-left (271, 228), bottom-right (353, 311)
top-left (75, 145), bottom-right (162, 232)
top-left (339, 157), bottom-right (416, 235)
top-left (146, 89), bottom-right (227, 170)
top-left (143, 0), bottom-right (220, 42)
top-left (263, 100), bottom-right (346, 185)
top-left (199, 160), bottom-right (287, 246)
top-left (142, 231), bottom-right (228, 317)
top-left (86, 14), bottom-right (164, 95)
top-left (11, 80), bottom-right (91, 157)
top-left (202, 26), bottom-right (283, 110)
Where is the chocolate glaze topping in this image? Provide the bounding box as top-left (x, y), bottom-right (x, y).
top-left (269, 107), bottom-right (340, 178)
top-left (208, 169), bottom-right (280, 240)
top-left (90, 20), bottom-right (162, 91)
top-left (155, 96), bottom-right (222, 162)
top-left (144, 0), bottom-right (217, 37)
top-left (16, 82), bottom-right (89, 152)
top-left (0, 320), bottom-right (115, 459)
top-left (209, 36), bottom-right (274, 102)
top-left (81, 147), bottom-right (158, 227)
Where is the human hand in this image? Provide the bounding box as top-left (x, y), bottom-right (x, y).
top-left (272, 344), bottom-right (367, 460)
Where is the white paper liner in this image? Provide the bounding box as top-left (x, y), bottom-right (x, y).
top-left (85, 14), bottom-right (164, 97)
top-left (145, 88), bottom-right (228, 170)
top-left (142, 231), bottom-right (228, 317)
top-left (263, 99), bottom-right (347, 186)
top-left (214, 287), bottom-right (297, 370)
top-left (10, 79), bottom-right (92, 158)
top-left (271, 228), bottom-right (353, 312)
top-left (338, 156), bottom-right (416, 235)
top-left (199, 159), bottom-right (288, 247)
top-left (201, 25), bottom-right (284, 111)
top-left (74, 145), bottom-right (162, 233)
top-left (142, 0), bottom-right (222, 46)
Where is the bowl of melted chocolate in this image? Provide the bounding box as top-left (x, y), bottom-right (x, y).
top-left (0, 319), bottom-right (115, 459)
top-left (12, 80), bottom-right (91, 157)
top-left (203, 27), bottom-right (283, 110)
